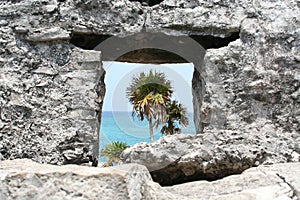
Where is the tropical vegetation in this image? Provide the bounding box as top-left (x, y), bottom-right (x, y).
top-left (161, 100), bottom-right (189, 135)
top-left (101, 141), bottom-right (128, 167)
top-left (127, 70), bottom-right (189, 142)
top-left (127, 70), bottom-right (173, 143)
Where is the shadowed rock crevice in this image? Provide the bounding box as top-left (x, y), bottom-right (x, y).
top-left (190, 32), bottom-right (240, 49)
top-left (116, 48), bottom-right (189, 63)
top-left (70, 34), bottom-right (112, 50)
top-left (129, 0), bottom-right (165, 7)
top-left (151, 157), bottom-right (255, 186)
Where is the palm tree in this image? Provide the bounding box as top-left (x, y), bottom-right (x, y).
top-left (101, 141), bottom-right (128, 167)
top-left (161, 100), bottom-right (189, 135)
top-left (127, 70), bottom-right (173, 143)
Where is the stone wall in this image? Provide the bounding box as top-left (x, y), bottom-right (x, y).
top-left (0, 0), bottom-right (106, 164)
top-left (0, 40), bottom-right (103, 165)
top-left (0, 0), bottom-right (299, 165)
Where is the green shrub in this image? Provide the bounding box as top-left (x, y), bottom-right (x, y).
top-left (101, 141), bottom-right (128, 167)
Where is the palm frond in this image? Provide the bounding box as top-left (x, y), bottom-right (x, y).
top-left (126, 70), bottom-right (172, 127)
top-left (160, 100), bottom-right (189, 135)
top-left (101, 141), bottom-right (128, 166)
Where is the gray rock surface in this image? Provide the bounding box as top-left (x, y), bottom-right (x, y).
top-left (0, 159), bottom-right (299, 200)
top-left (191, 1), bottom-right (300, 133)
top-left (0, 32), bottom-right (104, 165)
top-left (0, 1), bottom-right (107, 165)
top-left (165, 162), bottom-right (300, 200)
top-left (0, 159), bottom-right (169, 200)
top-left (0, 0), bottom-right (299, 166)
top-left (121, 126), bottom-right (300, 185)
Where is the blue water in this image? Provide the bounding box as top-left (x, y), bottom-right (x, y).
top-left (99, 111), bottom-right (196, 162)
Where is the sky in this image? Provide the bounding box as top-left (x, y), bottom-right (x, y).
top-left (102, 61), bottom-right (194, 113)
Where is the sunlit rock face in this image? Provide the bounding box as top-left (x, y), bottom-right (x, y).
top-left (1, 159), bottom-right (299, 199)
top-left (0, 159), bottom-right (168, 199)
top-left (121, 127), bottom-right (299, 186)
top-left (0, 0), bottom-right (299, 167)
top-left (163, 162), bottom-right (300, 199)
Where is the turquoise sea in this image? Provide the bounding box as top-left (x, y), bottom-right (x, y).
top-left (99, 111), bottom-right (196, 161)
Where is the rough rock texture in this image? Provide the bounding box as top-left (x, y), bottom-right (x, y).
top-left (0, 0), bottom-right (299, 166)
top-left (165, 162), bottom-right (300, 200)
top-left (0, 1), bottom-right (108, 165)
top-left (190, 1), bottom-right (300, 133)
top-left (121, 128), bottom-right (300, 185)
top-left (1, 159), bottom-right (299, 200)
top-left (0, 34), bottom-right (104, 165)
top-left (0, 159), bottom-right (170, 200)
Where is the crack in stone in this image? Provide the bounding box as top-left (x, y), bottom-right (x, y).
top-left (276, 173), bottom-right (298, 199)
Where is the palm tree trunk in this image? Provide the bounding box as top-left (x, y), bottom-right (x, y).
top-left (149, 118), bottom-right (154, 143)
top-left (168, 119), bottom-right (174, 135)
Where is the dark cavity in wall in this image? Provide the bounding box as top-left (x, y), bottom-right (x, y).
top-left (4, 0), bottom-right (23, 3)
top-left (70, 33), bottom-right (112, 50)
top-left (190, 32), bottom-right (240, 49)
top-left (151, 160), bottom-right (253, 186)
top-left (116, 48), bottom-right (188, 64)
top-left (129, 0), bottom-right (165, 7)
top-left (70, 32), bottom-right (240, 63)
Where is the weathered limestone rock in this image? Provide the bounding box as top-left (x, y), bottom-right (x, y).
top-left (0, 38), bottom-right (104, 165)
top-left (0, 159), bottom-right (299, 199)
top-left (121, 124), bottom-right (300, 185)
top-left (0, 0), bottom-right (299, 166)
top-left (165, 162), bottom-right (300, 200)
top-left (190, 1), bottom-right (300, 133)
top-left (24, 27), bottom-right (70, 42)
top-left (147, 0), bottom-right (248, 37)
top-left (0, 159), bottom-right (169, 200)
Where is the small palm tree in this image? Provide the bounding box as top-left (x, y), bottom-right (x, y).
top-left (101, 141), bottom-right (128, 167)
top-left (161, 100), bottom-right (189, 135)
top-left (127, 70), bottom-right (173, 143)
